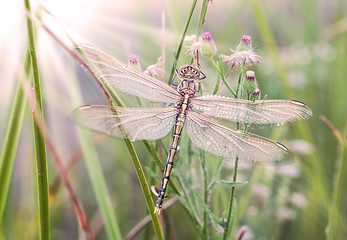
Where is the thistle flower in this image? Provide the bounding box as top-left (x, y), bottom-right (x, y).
top-left (276, 207), bottom-right (294, 221)
top-left (252, 183), bottom-right (270, 199)
top-left (290, 193), bottom-right (307, 208)
top-left (222, 35), bottom-right (261, 70)
top-left (184, 35), bottom-right (202, 58)
top-left (288, 139), bottom-right (313, 155)
top-left (202, 32), bottom-right (217, 57)
top-left (144, 57), bottom-right (163, 77)
top-left (128, 55), bottom-right (141, 71)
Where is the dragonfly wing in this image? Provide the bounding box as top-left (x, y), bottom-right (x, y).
top-left (186, 111), bottom-right (292, 164)
top-left (192, 95), bottom-right (312, 125)
top-left (76, 44), bottom-right (181, 103)
top-left (71, 106), bottom-right (177, 141)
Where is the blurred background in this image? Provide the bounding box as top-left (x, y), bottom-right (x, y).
top-left (0, 0), bottom-right (346, 239)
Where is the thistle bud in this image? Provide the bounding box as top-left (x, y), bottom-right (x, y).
top-left (242, 35), bottom-right (252, 46)
top-left (244, 70), bottom-right (258, 96)
top-left (252, 88), bottom-right (260, 97)
top-left (250, 88), bottom-right (261, 100)
top-left (246, 70), bottom-right (255, 81)
top-left (202, 32), bottom-right (217, 57)
top-left (128, 55), bottom-right (141, 71)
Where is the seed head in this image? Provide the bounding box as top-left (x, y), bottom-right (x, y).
top-left (144, 57), bottom-right (163, 77)
top-left (184, 35), bottom-right (202, 58)
top-left (222, 35), bottom-right (261, 70)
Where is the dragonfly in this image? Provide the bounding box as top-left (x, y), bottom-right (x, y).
top-left (72, 44), bottom-right (312, 214)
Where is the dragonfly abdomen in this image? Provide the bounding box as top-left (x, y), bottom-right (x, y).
top-left (154, 125), bottom-right (184, 214)
top-left (154, 96), bottom-right (190, 214)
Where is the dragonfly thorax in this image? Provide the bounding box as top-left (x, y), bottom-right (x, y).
top-left (177, 64), bottom-right (200, 96)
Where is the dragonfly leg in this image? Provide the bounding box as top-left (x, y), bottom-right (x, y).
top-left (174, 52), bottom-right (179, 74)
top-left (171, 75), bottom-right (178, 86)
top-left (199, 70), bottom-right (206, 80)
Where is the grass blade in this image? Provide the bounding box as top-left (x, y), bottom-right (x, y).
top-left (168, 0), bottom-right (197, 84)
top-left (196, 0), bottom-right (209, 37)
top-left (0, 59), bottom-right (28, 223)
top-left (25, 0), bottom-right (50, 239)
top-left (321, 117), bottom-right (347, 239)
top-left (103, 82), bottom-right (164, 240)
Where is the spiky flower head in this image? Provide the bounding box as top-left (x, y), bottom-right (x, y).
top-left (144, 57), bottom-right (163, 77)
top-left (202, 32), bottom-right (217, 57)
top-left (222, 35), bottom-right (261, 70)
top-left (184, 35), bottom-right (202, 59)
top-left (128, 55), bottom-right (141, 71)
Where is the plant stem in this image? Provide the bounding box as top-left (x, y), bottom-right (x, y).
top-left (223, 157), bottom-right (239, 240)
top-left (201, 150), bottom-right (209, 239)
top-left (209, 56), bottom-right (235, 96)
top-left (223, 64), bottom-right (245, 239)
top-left (25, 0), bottom-right (50, 238)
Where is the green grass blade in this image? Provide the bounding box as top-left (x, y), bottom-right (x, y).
top-left (168, 0), bottom-right (197, 84)
top-left (77, 131), bottom-right (123, 239)
top-left (25, 0), bottom-right (50, 239)
top-left (103, 83), bottom-right (164, 240)
top-left (65, 62), bottom-right (122, 239)
top-left (196, 0), bottom-right (209, 38)
top-left (123, 139), bottom-right (164, 239)
top-left (327, 125), bottom-right (347, 239)
top-left (0, 59), bottom-right (28, 223)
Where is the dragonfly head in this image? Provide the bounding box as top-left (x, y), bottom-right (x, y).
top-left (178, 64), bottom-right (200, 81)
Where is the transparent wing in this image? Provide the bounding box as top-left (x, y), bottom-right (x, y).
top-left (186, 111), bottom-right (292, 164)
top-left (71, 105), bottom-right (177, 141)
top-left (192, 95), bottom-right (312, 125)
top-left (76, 44), bottom-right (181, 103)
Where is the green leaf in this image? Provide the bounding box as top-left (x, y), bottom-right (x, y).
top-left (193, 189), bottom-right (223, 226)
top-left (217, 180), bottom-right (248, 187)
top-left (0, 71), bottom-right (27, 223)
